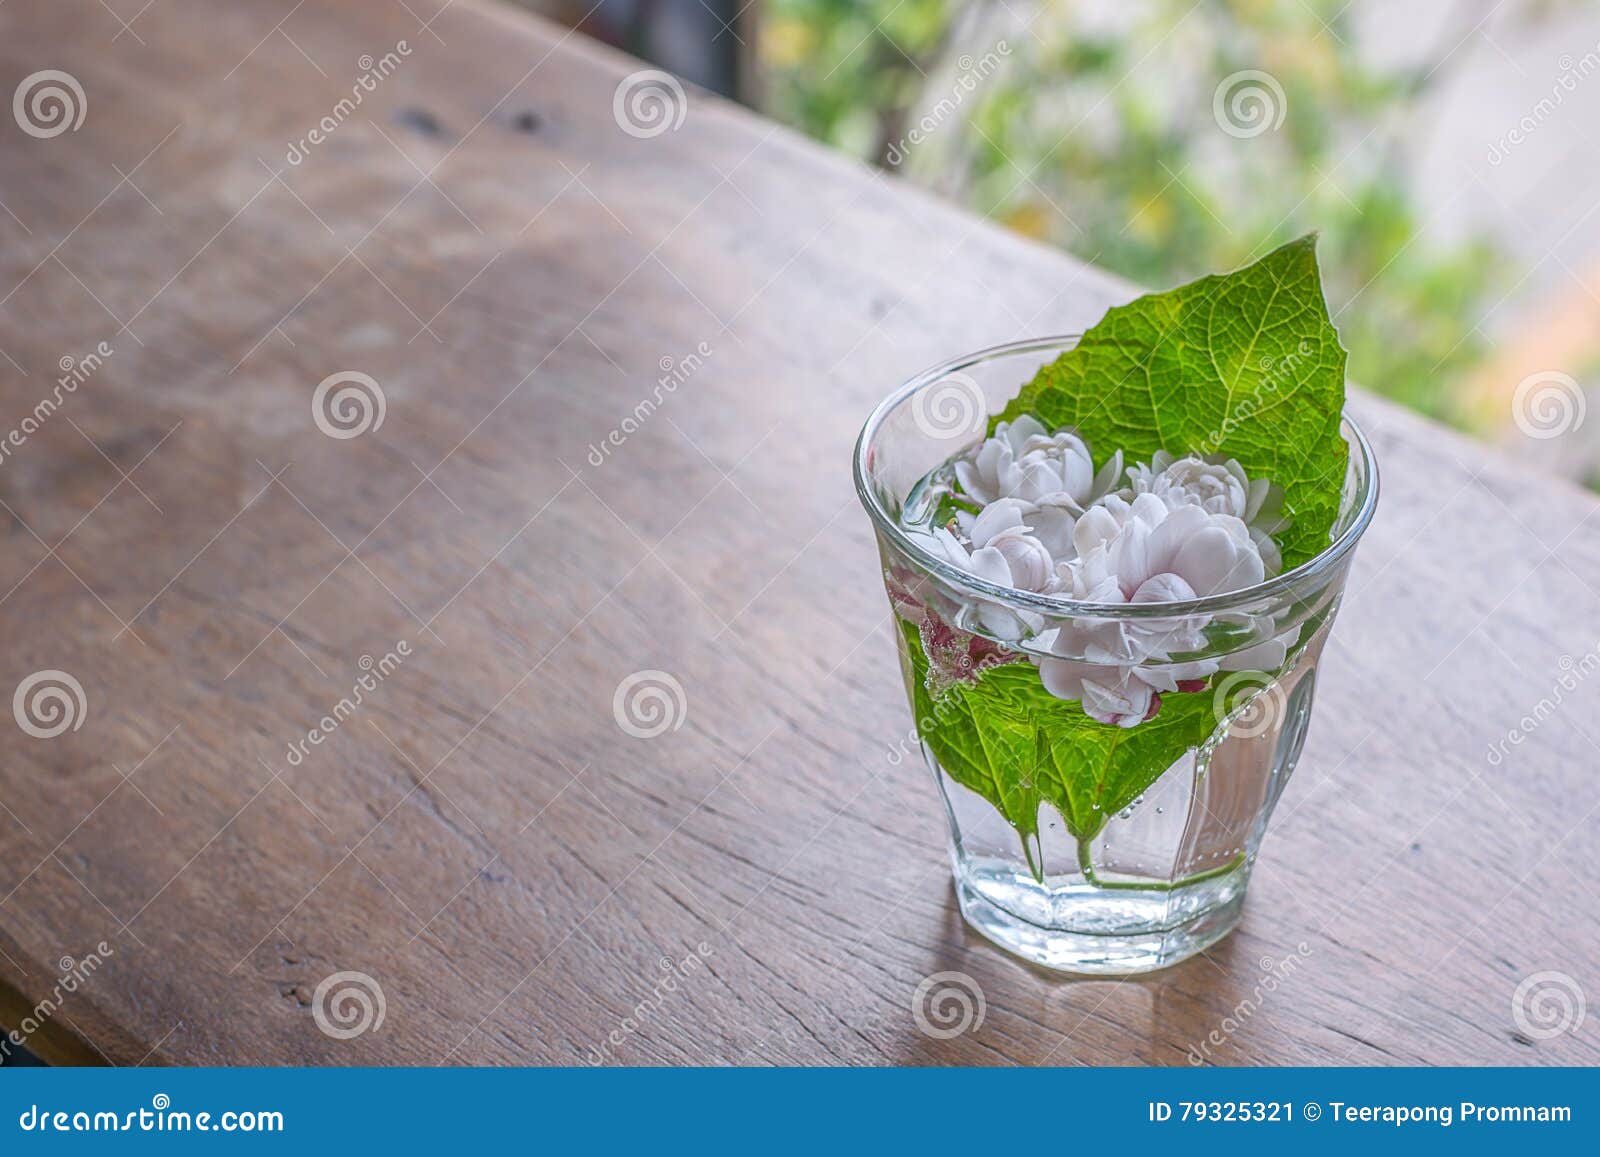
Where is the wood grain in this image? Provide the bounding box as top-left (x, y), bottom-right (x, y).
top-left (0, 0), bottom-right (1596, 1067)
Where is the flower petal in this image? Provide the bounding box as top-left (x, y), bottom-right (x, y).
top-left (1073, 505), bottom-right (1121, 557)
top-left (1002, 414), bottom-right (1047, 449)
top-left (1038, 657), bottom-right (1090, 701)
top-left (968, 498), bottom-right (1027, 546)
top-left (965, 545), bottom-right (1012, 586)
top-left (1131, 572), bottom-right (1198, 603)
top-left (1171, 526), bottom-right (1264, 594)
top-left (1024, 500), bottom-right (1078, 560)
top-left (953, 460), bottom-right (990, 505)
top-left (1082, 674), bottom-right (1155, 727)
top-left (989, 526), bottom-right (1053, 591)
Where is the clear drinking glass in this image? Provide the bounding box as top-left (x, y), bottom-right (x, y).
top-left (853, 337), bottom-right (1379, 974)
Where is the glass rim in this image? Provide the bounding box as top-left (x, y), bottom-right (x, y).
top-left (852, 334), bottom-right (1381, 620)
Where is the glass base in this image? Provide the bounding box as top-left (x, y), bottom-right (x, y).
top-left (954, 857), bottom-right (1248, 974)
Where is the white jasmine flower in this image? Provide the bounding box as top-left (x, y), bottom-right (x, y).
top-left (956, 495), bottom-right (1078, 566)
top-left (952, 420), bottom-right (1122, 567)
top-left (953, 416), bottom-right (1047, 505)
top-left (1039, 660), bottom-right (1162, 727)
top-left (955, 418), bottom-right (1121, 513)
top-left (955, 501), bottom-right (1056, 593)
top-left (1123, 452), bottom-right (1291, 575)
top-left (908, 527), bottom-right (1045, 640)
top-left (1036, 498), bottom-right (1273, 725)
top-left (1037, 650), bottom-right (1228, 728)
top-left (1067, 500), bottom-right (1267, 600)
top-left (986, 527), bottom-right (1055, 593)
top-left (1125, 451), bottom-right (1243, 515)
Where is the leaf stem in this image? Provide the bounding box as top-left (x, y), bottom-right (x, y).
top-left (1019, 829), bottom-right (1045, 884)
top-left (1076, 839), bottom-right (1246, 892)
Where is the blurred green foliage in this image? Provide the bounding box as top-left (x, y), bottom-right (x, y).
top-left (759, 0), bottom-right (1506, 423)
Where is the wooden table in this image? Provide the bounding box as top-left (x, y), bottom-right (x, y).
top-left (0, 0), bottom-right (1595, 1067)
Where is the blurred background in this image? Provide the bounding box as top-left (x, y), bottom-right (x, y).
top-left (520, 0), bottom-right (1599, 485)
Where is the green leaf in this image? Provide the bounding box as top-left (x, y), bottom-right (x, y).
top-left (1033, 687), bottom-right (1226, 839)
top-left (996, 234), bottom-right (1348, 568)
top-left (901, 620), bottom-right (1041, 839)
top-left (900, 620), bottom-right (1228, 844)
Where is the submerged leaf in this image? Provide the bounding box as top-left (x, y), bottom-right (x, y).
top-left (901, 619), bottom-right (1230, 842)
